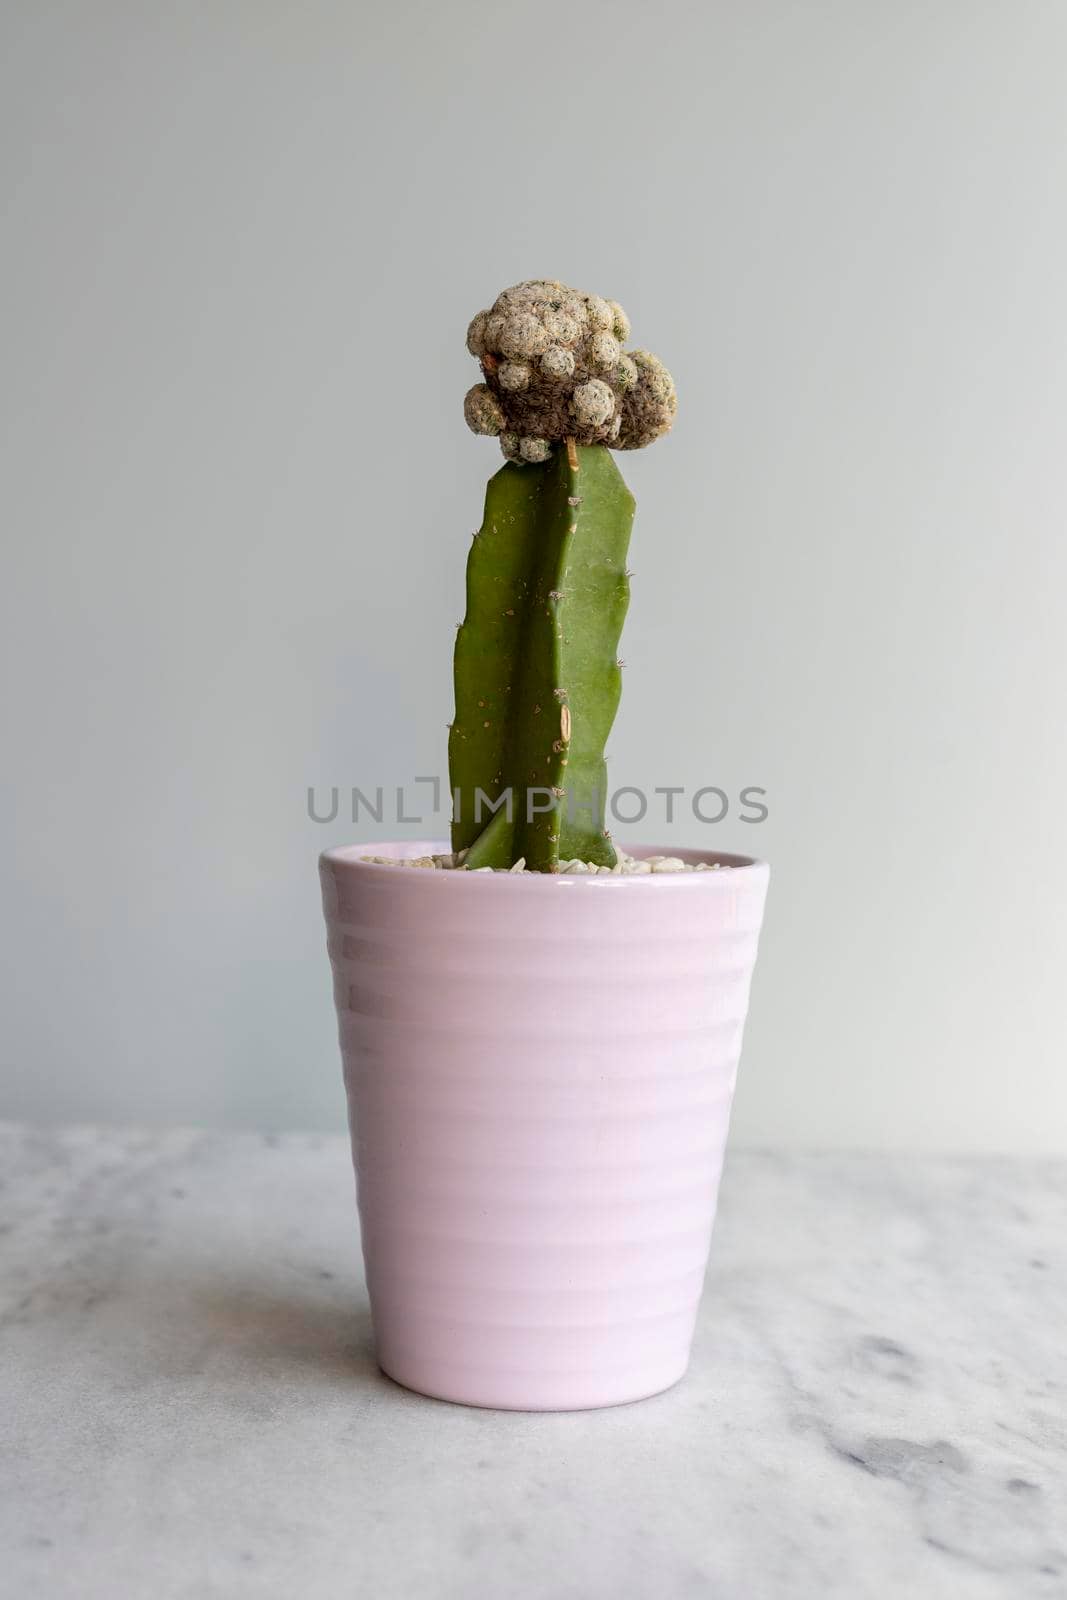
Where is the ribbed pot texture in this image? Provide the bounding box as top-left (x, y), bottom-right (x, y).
top-left (319, 840), bottom-right (769, 1411)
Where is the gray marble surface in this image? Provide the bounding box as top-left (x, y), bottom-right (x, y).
top-left (1, 1124), bottom-right (1064, 1599)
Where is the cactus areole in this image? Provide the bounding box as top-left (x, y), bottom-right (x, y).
top-left (451, 280), bottom-right (677, 872)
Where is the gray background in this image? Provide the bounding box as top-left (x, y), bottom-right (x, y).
top-left (2, 0), bottom-right (1064, 1150)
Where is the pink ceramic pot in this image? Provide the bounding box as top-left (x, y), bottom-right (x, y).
top-left (319, 840), bottom-right (769, 1411)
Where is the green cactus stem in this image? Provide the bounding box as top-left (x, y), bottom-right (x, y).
top-left (449, 442), bottom-right (634, 872)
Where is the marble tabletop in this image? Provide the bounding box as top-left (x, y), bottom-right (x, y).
top-left (1, 1124), bottom-right (1064, 1599)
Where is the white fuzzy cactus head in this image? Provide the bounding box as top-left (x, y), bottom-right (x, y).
top-left (464, 280), bottom-right (676, 463)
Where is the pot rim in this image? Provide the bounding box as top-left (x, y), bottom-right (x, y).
top-left (320, 839), bottom-right (769, 887)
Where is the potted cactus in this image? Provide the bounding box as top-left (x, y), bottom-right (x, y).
top-left (320, 281), bottom-right (769, 1410)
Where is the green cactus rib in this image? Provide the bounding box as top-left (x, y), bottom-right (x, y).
top-left (449, 444), bottom-right (634, 872)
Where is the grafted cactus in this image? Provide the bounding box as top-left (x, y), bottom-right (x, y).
top-left (450, 281), bottom-right (675, 872)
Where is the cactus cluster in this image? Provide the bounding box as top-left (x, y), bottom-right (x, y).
top-left (464, 280), bottom-right (676, 464)
top-left (451, 282), bottom-right (675, 873)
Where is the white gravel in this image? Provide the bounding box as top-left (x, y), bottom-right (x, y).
top-left (357, 850), bottom-right (728, 874)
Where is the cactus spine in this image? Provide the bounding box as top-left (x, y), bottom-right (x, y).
top-left (449, 443), bottom-right (634, 871)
